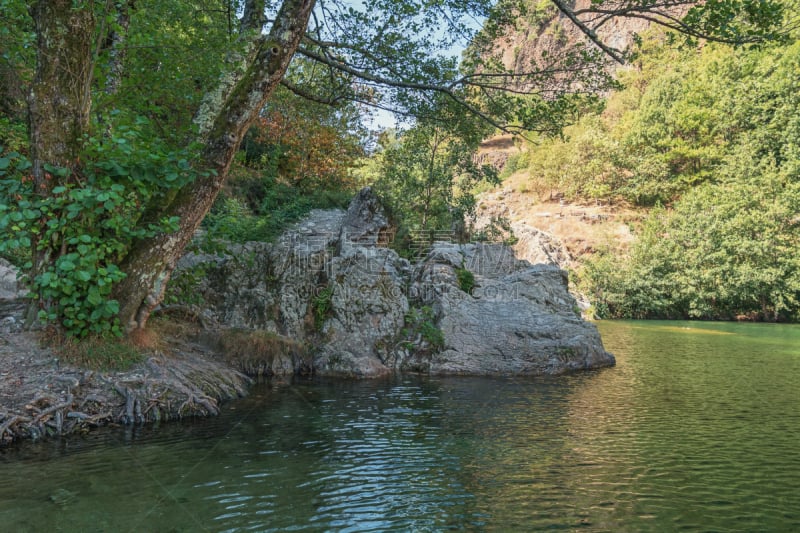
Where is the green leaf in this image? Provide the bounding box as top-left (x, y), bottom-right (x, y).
top-left (87, 287), bottom-right (103, 306)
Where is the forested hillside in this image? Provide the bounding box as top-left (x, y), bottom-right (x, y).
top-left (509, 33), bottom-right (800, 321)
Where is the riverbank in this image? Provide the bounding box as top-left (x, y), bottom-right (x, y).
top-left (0, 315), bottom-right (251, 448)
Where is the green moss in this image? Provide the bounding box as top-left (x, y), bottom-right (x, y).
top-left (312, 285), bottom-right (334, 331)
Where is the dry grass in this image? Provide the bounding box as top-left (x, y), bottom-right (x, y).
top-left (217, 328), bottom-right (307, 377)
top-left (43, 329), bottom-right (148, 371)
top-left (127, 327), bottom-right (162, 351)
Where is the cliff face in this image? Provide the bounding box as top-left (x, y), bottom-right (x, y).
top-left (495, 0), bottom-right (652, 77)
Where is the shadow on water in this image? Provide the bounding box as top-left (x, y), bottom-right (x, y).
top-left (1, 320), bottom-right (799, 531)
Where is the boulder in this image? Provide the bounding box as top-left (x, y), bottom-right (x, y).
top-left (510, 222), bottom-right (571, 269)
top-left (177, 188), bottom-right (613, 377)
top-left (0, 258), bottom-right (21, 300)
top-left (338, 186), bottom-right (391, 252)
top-left (410, 243), bottom-right (613, 374)
top-left (316, 247), bottom-right (411, 377)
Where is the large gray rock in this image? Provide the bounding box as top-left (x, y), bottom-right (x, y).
top-left (0, 258), bottom-right (21, 300)
top-left (178, 188), bottom-right (613, 377)
top-left (178, 210), bottom-right (345, 336)
top-left (338, 186), bottom-right (391, 252)
top-left (316, 247), bottom-right (411, 377)
top-left (510, 222), bottom-right (571, 269)
top-left (410, 243), bottom-right (613, 375)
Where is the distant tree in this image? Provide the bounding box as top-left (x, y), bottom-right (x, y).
top-left (374, 96), bottom-right (498, 243)
top-left (580, 38), bottom-right (800, 320)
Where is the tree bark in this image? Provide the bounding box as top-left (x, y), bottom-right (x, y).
top-left (103, 1), bottom-right (135, 98)
top-left (113, 0), bottom-right (316, 332)
top-left (27, 0), bottom-right (95, 192)
top-left (25, 1), bottom-right (96, 325)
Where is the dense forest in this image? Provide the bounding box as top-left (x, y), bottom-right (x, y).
top-left (0, 0), bottom-right (795, 342)
top-left (507, 31), bottom-right (800, 321)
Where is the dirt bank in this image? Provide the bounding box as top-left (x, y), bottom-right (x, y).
top-left (0, 312), bottom-right (251, 448)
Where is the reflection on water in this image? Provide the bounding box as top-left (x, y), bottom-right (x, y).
top-left (1, 321), bottom-right (799, 531)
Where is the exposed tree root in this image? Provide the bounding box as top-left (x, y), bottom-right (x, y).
top-left (0, 326), bottom-right (252, 448)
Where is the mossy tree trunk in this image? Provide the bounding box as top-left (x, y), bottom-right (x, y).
top-left (27, 0), bottom-right (94, 193)
top-left (25, 0), bottom-right (316, 333)
top-left (112, 0), bottom-right (316, 331)
top-left (25, 1), bottom-right (96, 324)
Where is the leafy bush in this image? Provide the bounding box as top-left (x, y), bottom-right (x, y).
top-left (402, 306), bottom-right (444, 351)
top-left (0, 121), bottom-right (204, 337)
top-left (456, 266), bottom-right (475, 294)
top-left (205, 171), bottom-right (353, 244)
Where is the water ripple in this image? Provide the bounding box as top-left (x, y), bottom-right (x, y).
top-left (1, 321), bottom-right (800, 531)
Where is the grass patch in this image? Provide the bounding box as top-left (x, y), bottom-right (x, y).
top-left (312, 285), bottom-right (334, 330)
top-left (218, 328), bottom-right (305, 376)
top-left (46, 330), bottom-right (148, 371)
top-left (402, 306), bottom-right (445, 352)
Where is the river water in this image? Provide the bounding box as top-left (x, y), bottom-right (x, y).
top-left (1, 320), bottom-right (799, 531)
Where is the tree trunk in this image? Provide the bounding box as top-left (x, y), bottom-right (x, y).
top-left (103, 1), bottom-right (135, 98)
top-left (27, 1), bottom-right (95, 192)
top-left (25, 1), bottom-right (95, 325)
top-left (113, 0), bottom-right (316, 332)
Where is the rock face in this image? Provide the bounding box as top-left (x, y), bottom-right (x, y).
top-left (496, 0), bottom-right (654, 82)
top-left (0, 259), bottom-right (25, 334)
top-left (412, 243), bottom-right (610, 374)
top-left (178, 188), bottom-right (614, 377)
top-left (473, 191), bottom-right (572, 269)
top-left (0, 258), bottom-right (21, 301)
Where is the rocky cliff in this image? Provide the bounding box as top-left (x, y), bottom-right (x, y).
top-left (495, 0), bottom-right (652, 77)
top-left (178, 188), bottom-right (614, 377)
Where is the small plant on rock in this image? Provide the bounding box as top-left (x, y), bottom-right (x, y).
top-left (312, 285), bottom-right (334, 331)
top-left (456, 265), bottom-right (475, 294)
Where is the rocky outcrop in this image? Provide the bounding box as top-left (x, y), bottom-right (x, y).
top-left (411, 243), bottom-right (610, 374)
top-left (177, 188), bottom-right (613, 377)
top-left (0, 259), bottom-right (25, 335)
top-left (0, 258), bottom-right (21, 301)
top-left (496, 0), bottom-right (653, 83)
top-left (473, 191), bottom-right (572, 269)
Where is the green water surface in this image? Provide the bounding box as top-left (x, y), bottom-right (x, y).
top-left (1, 320), bottom-right (799, 531)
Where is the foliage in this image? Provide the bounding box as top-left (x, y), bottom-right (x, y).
top-left (202, 85), bottom-right (362, 244)
top-left (0, 0), bottom-right (790, 340)
top-left (0, 121), bottom-right (205, 336)
top-left (204, 172), bottom-right (353, 244)
top-left (578, 37), bottom-right (800, 321)
top-left (402, 306), bottom-right (445, 352)
top-left (241, 85), bottom-right (366, 193)
top-left (456, 266), bottom-right (476, 294)
top-left (312, 285), bottom-right (334, 331)
top-left (471, 215), bottom-right (519, 246)
top-left (372, 97), bottom-right (499, 251)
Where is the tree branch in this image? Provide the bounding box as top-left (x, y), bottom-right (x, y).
top-left (549, 0), bottom-right (625, 63)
